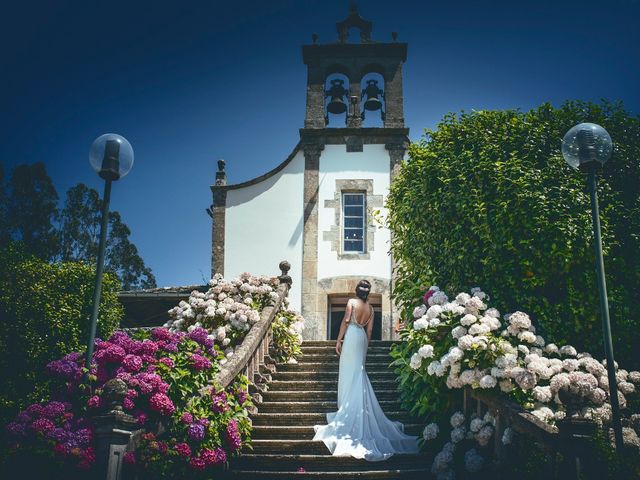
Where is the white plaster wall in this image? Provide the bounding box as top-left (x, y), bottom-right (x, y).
top-left (317, 144), bottom-right (392, 281)
top-left (224, 151), bottom-right (305, 311)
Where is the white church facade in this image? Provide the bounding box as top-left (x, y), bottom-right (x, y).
top-left (208, 7), bottom-right (409, 341)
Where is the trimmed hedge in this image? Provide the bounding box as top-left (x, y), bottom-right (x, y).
top-left (0, 243), bottom-right (123, 423)
top-left (387, 101), bottom-right (640, 368)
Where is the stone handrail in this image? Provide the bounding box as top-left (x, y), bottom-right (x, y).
top-left (465, 387), bottom-right (598, 479)
top-left (214, 261), bottom-right (292, 390)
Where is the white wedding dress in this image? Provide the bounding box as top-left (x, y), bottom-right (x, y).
top-left (312, 300), bottom-right (419, 461)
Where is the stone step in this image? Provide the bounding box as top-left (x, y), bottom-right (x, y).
top-left (246, 439), bottom-right (420, 455)
top-left (261, 390), bottom-right (400, 402)
top-left (251, 424), bottom-right (424, 440)
top-left (300, 346), bottom-right (392, 355)
top-left (227, 469), bottom-right (431, 479)
top-left (276, 362), bottom-right (393, 372)
top-left (271, 371), bottom-right (398, 382)
top-left (301, 341), bottom-right (397, 347)
top-left (257, 400), bottom-right (403, 414)
top-left (267, 379), bottom-right (399, 391)
top-left (297, 353), bottom-right (391, 363)
top-left (251, 412), bottom-right (416, 426)
top-left (230, 453), bottom-right (430, 471)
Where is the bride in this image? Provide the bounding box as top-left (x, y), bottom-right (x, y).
top-left (312, 280), bottom-right (419, 461)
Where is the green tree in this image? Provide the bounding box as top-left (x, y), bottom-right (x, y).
top-left (387, 100), bottom-right (640, 368)
top-left (6, 163), bottom-right (59, 260)
top-left (59, 182), bottom-right (101, 262)
top-left (59, 183), bottom-right (157, 290)
top-left (0, 164), bottom-right (9, 247)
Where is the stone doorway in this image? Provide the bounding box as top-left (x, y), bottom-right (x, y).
top-left (327, 294), bottom-right (382, 340)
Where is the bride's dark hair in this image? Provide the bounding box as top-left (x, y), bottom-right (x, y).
top-left (355, 280), bottom-right (372, 301)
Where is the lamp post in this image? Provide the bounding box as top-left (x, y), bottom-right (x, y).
top-left (561, 122), bottom-right (623, 451)
top-left (85, 134), bottom-right (134, 375)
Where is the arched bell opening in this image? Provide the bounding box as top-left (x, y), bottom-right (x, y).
top-left (346, 26), bottom-right (362, 43)
top-left (360, 72), bottom-right (385, 127)
top-left (324, 73), bottom-right (350, 127)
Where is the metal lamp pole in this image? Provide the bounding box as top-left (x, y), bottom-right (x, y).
top-left (586, 168), bottom-right (623, 451)
top-left (562, 123), bottom-right (623, 451)
top-left (84, 177), bottom-right (113, 372)
top-left (84, 135), bottom-right (134, 375)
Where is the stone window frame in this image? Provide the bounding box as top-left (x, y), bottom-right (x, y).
top-left (322, 179), bottom-right (383, 260)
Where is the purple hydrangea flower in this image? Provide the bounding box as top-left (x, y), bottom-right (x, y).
top-left (187, 422), bottom-right (206, 441)
top-left (151, 328), bottom-right (171, 341)
top-left (149, 393), bottom-right (175, 416)
top-left (188, 327), bottom-right (209, 345)
top-left (31, 418), bottom-right (55, 433)
top-left (174, 442), bottom-right (191, 457)
top-left (6, 422), bottom-right (26, 437)
top-left (43, 401), bottom-right (66, 418)
top-left (189, 354), bottom-right (212, 371)
top-left (225, 419), bottom-right (242, 450)
top-left (122, 354), bottom-right (143, 373)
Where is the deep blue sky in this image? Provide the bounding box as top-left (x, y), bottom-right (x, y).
top-left (2, 0), bottom-right (639, 287)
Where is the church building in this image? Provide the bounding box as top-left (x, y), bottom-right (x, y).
top-left (208, 6), bottom-right (409, 341)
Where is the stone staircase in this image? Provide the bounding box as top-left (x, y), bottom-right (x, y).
top-left (226, 340), bottom-right (431, 479)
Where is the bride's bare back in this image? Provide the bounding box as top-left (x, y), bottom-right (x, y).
top-left (348, 298), bottom-right (373, 327)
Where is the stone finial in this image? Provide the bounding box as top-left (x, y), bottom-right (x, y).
top-left (215, 159), bottom-right (227, 186)
top-left (278, 260), bottom-right (292, 286)
top-left (336, 1), bottom-right (373, 43)
top-left (392, 31), bottom-right (398, 41)
top-left (312, 32), bottom-right (318, 44)
top-left (102, 378), bottom-right (128, 412)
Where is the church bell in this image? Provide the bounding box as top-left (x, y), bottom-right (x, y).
top-left (362, 79), bottom-right (383, 111)
top-left (326, 79), bottom-right (348, 115)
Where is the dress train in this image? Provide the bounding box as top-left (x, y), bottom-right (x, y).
top-left (312, 310), bottom-right (419, 461)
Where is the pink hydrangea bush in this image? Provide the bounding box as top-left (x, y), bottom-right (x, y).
top-left (5, 400), bottom-right (95, 471)
top-left (5, 327), bottom-right (252, 476)
top-left (128, 376), bottom-right (252, 478)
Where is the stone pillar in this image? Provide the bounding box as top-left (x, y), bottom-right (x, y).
top-left (301, 143), bottom-right (324, 339)
top-left (93, 379), bottom-right (140, 480)
top-left (386, 141), bottom-right (407, 339)
top-left (304, 65), bottom-right (326, 129)
top-left (347, 82), bottom-right (362, 128)
top-left (383, 63), bottom-right (405, 129)
top-left (211, 188), bottom-right (226, 277)
top-left (211, 160), bottom-right (228, 277)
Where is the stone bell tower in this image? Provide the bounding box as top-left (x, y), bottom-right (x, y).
top-left (302, 4), bottom-right (407, 131)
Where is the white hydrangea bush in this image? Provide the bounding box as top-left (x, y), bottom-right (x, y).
top-left (164, 272), bottom-right (304, 363)
top-left (391, 286), bottom-right (640, 475)
top-left (427, 410), bottom-right (497, 478)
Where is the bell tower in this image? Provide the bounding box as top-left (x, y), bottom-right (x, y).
top-left (302, 2), bottom-right (407, 131)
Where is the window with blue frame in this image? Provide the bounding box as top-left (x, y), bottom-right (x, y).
top-left (342, 192), bottom-right (365, 253)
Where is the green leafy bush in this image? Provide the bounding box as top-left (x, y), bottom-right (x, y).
top-left (271, 308), bottom-right (305, 363)
top-left (0, 243), bottom-right (122, 424)
top-left (387, 101), bottom-right (640, 369)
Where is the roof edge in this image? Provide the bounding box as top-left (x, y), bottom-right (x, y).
top-left (211, 141), bottom-right (302, 192)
